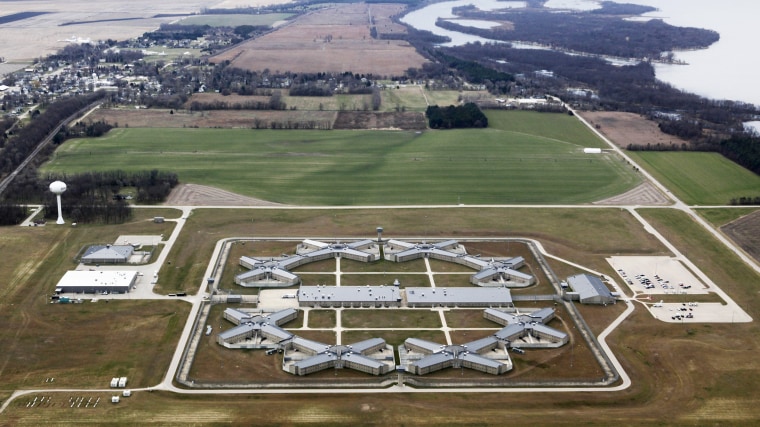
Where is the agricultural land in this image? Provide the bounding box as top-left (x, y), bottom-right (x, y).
top-left (1, 0), bottom-right (760, 425)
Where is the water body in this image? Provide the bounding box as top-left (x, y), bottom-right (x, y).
top-left (402, 0), bottom-right (760, 106)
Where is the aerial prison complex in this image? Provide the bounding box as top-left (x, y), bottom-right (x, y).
top-left (215, 307), bottom-right (567, 377)
top-left (235, 238), bottom-right (535, 289)
top-left (216, 307), bottom-right (394, 376)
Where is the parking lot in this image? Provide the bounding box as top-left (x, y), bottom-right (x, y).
top-left (607, 256), bottom-right (751, 323)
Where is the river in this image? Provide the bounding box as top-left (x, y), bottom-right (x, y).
top-left (401, 0), bottom-right (760, 107)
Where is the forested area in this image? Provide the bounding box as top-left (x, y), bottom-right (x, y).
top-left (0, 92), bottom-right (107, 178)
top-left (426, 103), bottom-right (488, 129)
top-left (441, 5), bottom-right (719, 59)
top-left (2, 169), bottom-right (179, 224)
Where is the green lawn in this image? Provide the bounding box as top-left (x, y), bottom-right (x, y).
top-left (628, 151), bottom-right (760, 205)
top-left (42, 111), bottom-right (639, 205)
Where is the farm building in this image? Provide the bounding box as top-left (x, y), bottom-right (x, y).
top-left (405, 287), bottom-right (513, 308)
top-left (298, 285), bottom-right (401, 308)
top-left (384, 239), bottom-right (535, 287)
top-left (55, 270), bottom-right (137, 294)
top-left (283, 337), bottom-right (394, 376)
top-left (565, 274), bottom-right (618, 305)
top-left (81, 244), bottom-right (134, 264)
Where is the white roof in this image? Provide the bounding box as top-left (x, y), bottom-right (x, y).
top-left (56, 270), bottom-right (137, 289)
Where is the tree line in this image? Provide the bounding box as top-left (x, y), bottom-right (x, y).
top-left (0, 92), bottom-right (107, 179)
top-left (426, 103), bottom-right (488, 129)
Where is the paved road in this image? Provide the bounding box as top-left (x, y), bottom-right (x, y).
top-left (4, 107), bottom-right (759, 410)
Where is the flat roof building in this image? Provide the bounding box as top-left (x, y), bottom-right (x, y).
top-left (298, 285), bottom-right (401, 308)
top-left (55, 270), bottom-right (137, 294)
top-left (405, 287), bottom-right (513, 308)
top-left (401, 307), bottom-right (568, 376)
top-left (384, 239), bottom-right (534, 287)
top-left (217, 308), bottom-right (298, 348)
top-left (235, 239), bottom-right (380, 288)
top-left (284, 337), bottom-right (394, 376)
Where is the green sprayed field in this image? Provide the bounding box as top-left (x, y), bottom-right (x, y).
top-left (628, 151), bottom-right (760, 205)
top-left (42, 111), bottom-right (639, 205)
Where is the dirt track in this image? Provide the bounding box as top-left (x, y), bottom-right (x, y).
top-left (593, 182), bottom-right (670, 206)
top-left (164, 183), bottom-right (283, 206)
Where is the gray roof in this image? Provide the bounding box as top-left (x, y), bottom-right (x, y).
top-left (349, 337), bottom-right (385, 354)
top-left (462, 336), bottom-right (499, 353)
top-left (567, 274), bottom-right (614, 301)
top-left (82, 245), bottom-right (133, 261)
top-left (405, 338), bottom-right (443, 353)
top-left (298, 285), bottom-right (400, 304)
top-left (406, 287), bottom-right (512, 305)
top-left (292, 336), bottom-right (329, 354)
top-left (459, 352), bottom-right (503, 369)
top-left (411, 352), bottom-right (453, 369)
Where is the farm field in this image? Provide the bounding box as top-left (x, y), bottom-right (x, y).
top-left (209, 3), bottom-right (428, 76)
top-left (627, 151), bottom-right (760, 205)
top-left (43, 111), bottom-right (640, 205)
top-left (176, 13), bottom-right (293, 27)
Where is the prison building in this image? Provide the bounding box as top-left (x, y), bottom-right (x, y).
top-left (235, 239), bottom-right (378, 288)
top-left (285, 338), bottom-right (392, 376)
top-left (384, 239), bottom-right (535, 287)
top-left (217, 308), bottom-right (298, 347)
top-left (565, 273), bottom-right (618, 305)
top-left (81, 244), bottom-right (135, 264)
top-left (403, 339), bottom-right (511, 376)
top-left (235, 256), bottom-right (301, 287)
top-left (469, 259), bottom-right (534, 287)
top-left (484, 307), bottom-right (556, 326)
top-left (55, 270), bottom-right (137, 294)
top-left (405, 287), bottom-right (513, 308)
top-left (486, 309), bottom-right (569, 348)
top-left (297, 239), bottom-right (378, 263)
top-left (298, 285), bottom-right (401, 308)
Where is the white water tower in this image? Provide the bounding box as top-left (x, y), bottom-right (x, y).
top-left (49, 180), bottom-right (67, 224)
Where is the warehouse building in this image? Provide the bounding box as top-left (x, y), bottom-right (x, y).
top-left (283, 337), bottom-right (394, 376)
top-left (405, 287), bottom-right (513, 308)
top-left (55, 270), bottom-right (137, 294)
top-left (565, 274), bottom-right (618, 305)
top-left (235, 239), bottom-right (379, 287)
top-left (384, 239), bottom-right (535, 287)
top-left (298, 285), bottom-right (401, 308)
top-left (217, 308), bottom-right (298, 348)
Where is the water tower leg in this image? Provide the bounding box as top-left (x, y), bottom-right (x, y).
top-left (56, 195), bottom-right (65, 224)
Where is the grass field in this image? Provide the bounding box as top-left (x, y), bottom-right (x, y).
top-left (42, 111), bottom-right (640, 205)
top-left (177, 13), bottom-right (292, 27)
top-left (4, 205), bottom-right (760, 423)
top-left (697, 207), bottom-right (759, 227)
top-left (627, 151), bottom-right (760, 205)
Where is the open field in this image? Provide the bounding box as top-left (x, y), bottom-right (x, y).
top-left (42, 111), bottom-right (641, 205)
top-left (0, 209), bottom-right (189, 391)
top-left (627, 151), bottom-right (760, 205)
top-left (720, 210), bottom-right (760, 264)
top-left (177, 13), bottom-right (293, 27)
top-left (4, 204), bottom-right (760, 423)
top-left (209, 3), bottom-right (427, 76)
top-left (0, 0), bottom-right (213, 63)
top-left (86, 107), bottom-right (337, 129)
top-left (579, 111), bottom-right (691, 149)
